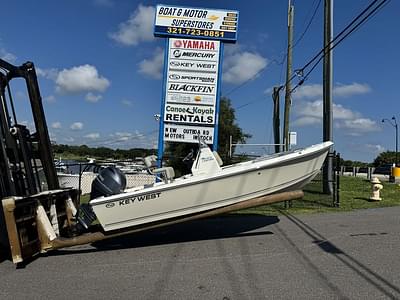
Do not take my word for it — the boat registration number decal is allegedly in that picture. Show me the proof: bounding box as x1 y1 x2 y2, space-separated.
116 192 162 206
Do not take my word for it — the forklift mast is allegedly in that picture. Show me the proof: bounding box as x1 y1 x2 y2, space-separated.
0 58 59 198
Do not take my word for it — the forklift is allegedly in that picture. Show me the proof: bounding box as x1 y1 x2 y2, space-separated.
0 58 302 266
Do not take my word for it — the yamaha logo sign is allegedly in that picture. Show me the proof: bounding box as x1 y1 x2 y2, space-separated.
174 40 182 48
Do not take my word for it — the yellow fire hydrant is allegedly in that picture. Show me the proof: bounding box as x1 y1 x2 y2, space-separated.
370 177 383 201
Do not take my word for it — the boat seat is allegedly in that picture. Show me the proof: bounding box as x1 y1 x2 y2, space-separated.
213 151 223 166
143 155 175 183
152 167 175 183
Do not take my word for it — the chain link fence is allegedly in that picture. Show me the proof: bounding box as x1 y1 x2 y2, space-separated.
56 161 155 196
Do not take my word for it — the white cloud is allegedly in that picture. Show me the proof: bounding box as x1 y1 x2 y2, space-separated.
56 65 110 94
365 144 385 153
44 95 56 103
64 137 75 143
85 92 102 103
36 67 59 81
337 118 380 135
292 84 322 100
70 122 83 130
292 82 371 100
113 132 132 141
51 122 62 129
138 47 164 79
109 4 155 46
295 100 360 120
334 83 371 97
223 51 268 84
84 133 100 139
0 48 17 63
121 99 133 106
293 99 378 135
292 116 321 127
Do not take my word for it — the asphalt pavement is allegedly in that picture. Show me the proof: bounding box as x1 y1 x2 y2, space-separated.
1 206 399 299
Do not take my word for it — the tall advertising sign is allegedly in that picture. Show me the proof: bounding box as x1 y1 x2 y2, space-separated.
164 38 220 144
154 4 238 42
154 4 238 164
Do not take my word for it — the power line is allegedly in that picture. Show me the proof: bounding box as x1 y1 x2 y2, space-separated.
292 0 322 49
290 0 390 93
235 0 390 112
224 0 323 98
230 0 390 114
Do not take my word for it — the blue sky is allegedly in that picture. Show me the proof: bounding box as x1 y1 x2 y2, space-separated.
0 0 398 162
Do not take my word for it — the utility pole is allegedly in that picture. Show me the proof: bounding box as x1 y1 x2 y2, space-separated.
283 0 294 152
272 86 283 153
323 0 333 194
283 1 294 209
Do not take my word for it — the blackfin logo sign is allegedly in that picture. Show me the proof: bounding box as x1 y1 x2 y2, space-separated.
168 83 215 94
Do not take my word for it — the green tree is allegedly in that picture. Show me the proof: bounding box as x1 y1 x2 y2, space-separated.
217 97 251 164
373 151 397 167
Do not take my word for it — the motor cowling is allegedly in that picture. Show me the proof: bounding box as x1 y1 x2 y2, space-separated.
90 166 126 200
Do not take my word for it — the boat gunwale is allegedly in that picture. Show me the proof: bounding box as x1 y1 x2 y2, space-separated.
90 142 331 207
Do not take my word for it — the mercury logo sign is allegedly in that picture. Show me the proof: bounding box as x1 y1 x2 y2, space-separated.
172 50 216 59
173 49 182 58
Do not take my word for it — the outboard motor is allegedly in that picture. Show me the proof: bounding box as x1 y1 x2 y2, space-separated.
77 167 127 230
90 166 127 200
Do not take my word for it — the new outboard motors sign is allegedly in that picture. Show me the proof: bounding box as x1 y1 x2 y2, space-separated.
154 4 238 158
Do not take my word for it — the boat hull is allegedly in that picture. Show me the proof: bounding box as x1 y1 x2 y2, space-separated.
90 142 332 231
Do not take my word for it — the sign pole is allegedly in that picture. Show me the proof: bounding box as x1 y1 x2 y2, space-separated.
212 42 224 151
157 38 170 167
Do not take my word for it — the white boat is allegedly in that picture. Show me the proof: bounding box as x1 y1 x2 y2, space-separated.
85 141 333 232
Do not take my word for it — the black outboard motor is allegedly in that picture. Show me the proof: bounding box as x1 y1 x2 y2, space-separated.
77 167 127 230
90 166 127 200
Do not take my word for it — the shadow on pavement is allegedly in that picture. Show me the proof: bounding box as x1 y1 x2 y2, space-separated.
47 214 279 256
95 214 278 250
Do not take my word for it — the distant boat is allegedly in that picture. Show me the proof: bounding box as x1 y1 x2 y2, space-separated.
56 157 154 194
